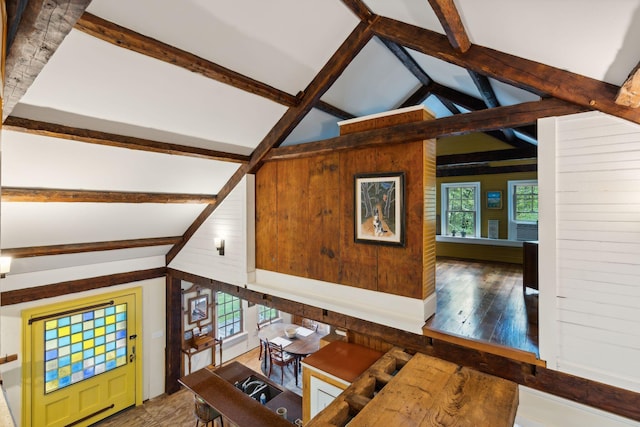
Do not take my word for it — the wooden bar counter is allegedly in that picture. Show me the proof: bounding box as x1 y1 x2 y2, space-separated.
179 362 301 426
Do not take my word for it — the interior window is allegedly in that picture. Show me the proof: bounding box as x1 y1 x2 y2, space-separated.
216 292 242 339
441 182 481 237
507 180 539 240
257 305 278 325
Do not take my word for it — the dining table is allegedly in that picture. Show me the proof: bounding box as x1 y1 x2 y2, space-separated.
258 323 326 369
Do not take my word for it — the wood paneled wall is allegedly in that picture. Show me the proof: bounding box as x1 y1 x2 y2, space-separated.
256 108 436 299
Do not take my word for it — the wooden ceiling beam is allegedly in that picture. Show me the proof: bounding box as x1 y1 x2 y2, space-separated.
399 85 432 108
315 101 355 120
74 13 351 121
3 237 181 258
437 147 537 166
1 188 216 204
2 0 92 121
166 21 376 263
75 13 297 107
373 17 640 124
264 98 582 161
3 116 249 163
616 62 640 108
437 163 536 177
340 0 376 23
426 0 471 52
467 70 517 142
379 38 432 86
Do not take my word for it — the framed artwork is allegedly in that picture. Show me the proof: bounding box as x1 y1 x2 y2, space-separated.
188 295 209 324
354 172 405 246
487 190 503 209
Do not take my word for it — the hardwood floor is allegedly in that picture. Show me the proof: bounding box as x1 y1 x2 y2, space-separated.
425 258 539 356
92 348 264 427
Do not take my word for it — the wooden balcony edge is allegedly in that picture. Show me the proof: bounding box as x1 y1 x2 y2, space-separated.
421 326 546 368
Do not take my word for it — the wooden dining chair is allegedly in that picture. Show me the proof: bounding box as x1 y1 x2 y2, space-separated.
266 341 298 386
301 318 318 332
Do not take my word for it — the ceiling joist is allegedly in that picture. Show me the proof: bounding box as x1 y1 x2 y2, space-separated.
426 0 471 52
2 0 92 121
264 98 581 161
3 116 249 163
372 17 640 124
616 62 640 108
3 237 181 258
1 187 216 204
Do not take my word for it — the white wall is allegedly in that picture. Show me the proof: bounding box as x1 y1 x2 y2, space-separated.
539 111 640 392
0 257 166 426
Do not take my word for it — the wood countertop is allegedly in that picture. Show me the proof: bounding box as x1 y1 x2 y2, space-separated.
179 362 301 426
301 341 384 383
306 347 518 427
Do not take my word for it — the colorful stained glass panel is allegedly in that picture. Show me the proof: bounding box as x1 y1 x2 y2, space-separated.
44 303 128 394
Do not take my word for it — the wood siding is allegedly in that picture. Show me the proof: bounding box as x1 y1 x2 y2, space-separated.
551 112 640 391
256 109 435 299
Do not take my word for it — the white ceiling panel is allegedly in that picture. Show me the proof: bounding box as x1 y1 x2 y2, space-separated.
1 130 239 194
19 30 287 148
86 0 360 94
456 0 640 85
282 108 341 146
1 203 205 248
322 37 420 116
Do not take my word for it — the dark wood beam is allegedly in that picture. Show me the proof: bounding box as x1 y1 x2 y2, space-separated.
167 268 640 422
264 98 583 161
5 0 29 51
340 0 375 22
372 16 640 124
315 101 355 120
2 237 181 258
166 21 376 263
468 70 517 142
3 116 250 163
429 83 538 140
0 268 166 306
437 163 537 177
3 0 92 121
437 147 537 166
616 62 640 108
379 38 432 86
74 13 351 121
399 85 432 108
1 187 216 204
75 13 297 107
426 0 471 52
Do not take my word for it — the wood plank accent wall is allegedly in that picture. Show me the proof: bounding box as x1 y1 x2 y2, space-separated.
256 107 436 299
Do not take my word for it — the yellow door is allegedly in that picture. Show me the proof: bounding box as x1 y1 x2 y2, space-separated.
22 289 142 427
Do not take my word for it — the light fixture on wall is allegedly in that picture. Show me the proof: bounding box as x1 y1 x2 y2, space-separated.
0 256 12 278
214 238 225 256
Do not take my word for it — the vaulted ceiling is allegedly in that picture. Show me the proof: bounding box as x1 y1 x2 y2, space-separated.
1 0 640 277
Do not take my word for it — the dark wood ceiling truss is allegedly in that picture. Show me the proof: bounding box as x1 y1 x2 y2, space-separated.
1 187 216 204
3 237 181 259
425 0 471 53
372 16 640 124
3 116 250 163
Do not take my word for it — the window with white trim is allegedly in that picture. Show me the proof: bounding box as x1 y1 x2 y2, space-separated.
441 182 481 237
257 305 278 325
216 292 242 339
507 180 538 240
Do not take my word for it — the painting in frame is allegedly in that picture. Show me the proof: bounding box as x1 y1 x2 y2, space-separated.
487 190 503 209
188 295 209 324
354 171 405 246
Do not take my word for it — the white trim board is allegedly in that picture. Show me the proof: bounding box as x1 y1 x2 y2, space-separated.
249 270 435 334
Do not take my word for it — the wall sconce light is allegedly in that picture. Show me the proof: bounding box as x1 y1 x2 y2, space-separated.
0 256 12 278
214 238 225 256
